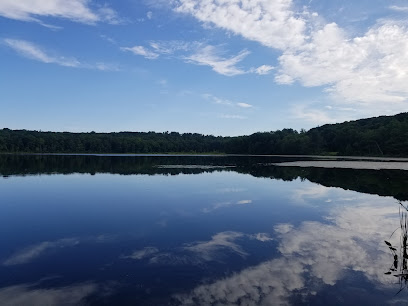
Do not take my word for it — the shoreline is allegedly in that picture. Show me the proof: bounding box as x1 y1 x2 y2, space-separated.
1 152 408 162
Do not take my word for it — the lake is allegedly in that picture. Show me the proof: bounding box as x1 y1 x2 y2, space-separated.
1 154 408 305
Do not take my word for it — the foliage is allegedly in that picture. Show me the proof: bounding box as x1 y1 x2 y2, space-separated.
1 112 408 156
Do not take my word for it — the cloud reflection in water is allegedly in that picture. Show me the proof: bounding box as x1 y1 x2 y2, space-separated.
175 194 405 305
0 282 97 306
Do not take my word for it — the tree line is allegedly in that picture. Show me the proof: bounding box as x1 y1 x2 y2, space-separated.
1 112 407 156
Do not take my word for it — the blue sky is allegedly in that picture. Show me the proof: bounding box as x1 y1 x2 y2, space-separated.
1 0 408 136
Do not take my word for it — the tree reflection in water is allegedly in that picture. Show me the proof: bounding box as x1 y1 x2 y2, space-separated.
385 201 408 294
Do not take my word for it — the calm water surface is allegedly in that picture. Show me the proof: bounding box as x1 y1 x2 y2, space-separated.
1 154 408 305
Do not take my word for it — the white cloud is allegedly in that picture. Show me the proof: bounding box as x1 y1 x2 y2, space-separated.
97 4 122 25
4 39 80 67
185 45 250 76
147 11 153 19
291 104 337 125
389 6 408 12
174 0 307 50
121 45 159 59
121 40 199 60
251 64 275 75
204 94 254 108
4 39 118 71
0 0 120 24
277 22 408 108
0 283 97 306
236 199 252 204
237 102 253 108
174 0 408 117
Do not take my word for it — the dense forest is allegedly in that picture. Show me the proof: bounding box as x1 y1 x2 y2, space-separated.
1 112 408 156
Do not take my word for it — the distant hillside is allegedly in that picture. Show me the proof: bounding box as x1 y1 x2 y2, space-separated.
1 112 407 156
307 112 408 156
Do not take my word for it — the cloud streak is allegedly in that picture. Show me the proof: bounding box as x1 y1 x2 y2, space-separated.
0 282 98 306
123 231 272 265
121 45 159 59
185 46 250 76
3 238 79 266
122 40 271 77
0 0 121 25
4 39 80 67
202 199 253 213
3 235 113 266
4 39 118 71
204 94 254 108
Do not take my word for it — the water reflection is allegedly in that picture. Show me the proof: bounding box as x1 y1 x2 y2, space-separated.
1 154 407 201
202 200 253 213
3 235 113 266
122 231 273 266
384 202 408 295
174 196 406 305
0 282 98 306
1 154 408 304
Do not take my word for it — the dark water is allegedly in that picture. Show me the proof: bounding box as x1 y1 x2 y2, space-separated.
1 154 408 305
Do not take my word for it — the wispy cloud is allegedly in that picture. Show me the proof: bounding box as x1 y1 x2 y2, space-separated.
185 46 249 76
121 45 159 59
389 6 408 12
250 64 275 75
204 94 254 108
120 40 198 60
183 231 247 260
291 104 336 125
0 0 121 25
123 231 272 265
4 39 118 71
202 199 253 213
121 40 271 77
3 39 80 67
0 283 98 306
3 238 79 266
237 102 253 108
149 40 196 55
122 247 159 260
3 235 112 266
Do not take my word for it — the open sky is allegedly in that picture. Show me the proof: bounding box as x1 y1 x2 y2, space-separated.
1 0 408 136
